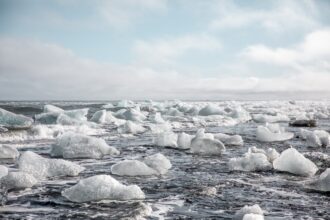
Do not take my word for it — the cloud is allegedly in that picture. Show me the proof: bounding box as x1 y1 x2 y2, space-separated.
132 34 222 65
209 0 320 32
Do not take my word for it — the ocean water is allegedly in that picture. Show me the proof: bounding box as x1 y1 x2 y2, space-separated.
0 100 329 219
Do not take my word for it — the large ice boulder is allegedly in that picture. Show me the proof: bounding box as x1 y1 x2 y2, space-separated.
199 104 223 116
35 107 89 125
273 148 318 177
0 165 8 178
307 168 330 192
177 132 194 149
19 151 84 179
149 112 165 124
300 129 329 147
117 121 146 134
0 172 38 190
90 110 107 123
121 108 146 122
0 144 19 159
228 148 272 172
214 133 243 146
256 123 293 142
234 204 264 220
62 175 145 202
153 132 178 148
51 132 119 159
0 108 33 129
190 129 225 155
43 104 64 113
111 153 171 176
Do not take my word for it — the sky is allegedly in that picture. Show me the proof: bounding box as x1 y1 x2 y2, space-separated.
0 0 330 100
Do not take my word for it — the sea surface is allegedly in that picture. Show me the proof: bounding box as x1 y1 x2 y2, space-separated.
0 100 329 219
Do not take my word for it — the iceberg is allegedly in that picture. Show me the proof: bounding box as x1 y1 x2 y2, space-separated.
190 129 225 155
51 132 119 159
90 110 107 124
0 165 8 178
256 123 294 142
62 175 145 202
153 132 178 148
273 148 318 177
117 121 146 134
0 172 38 190
177 132 194 149
0 108 33 129
234 204 264 220
35 107 89 125
0 144 19 159
19 151 85 179
214 133 244 146
307 168 330 192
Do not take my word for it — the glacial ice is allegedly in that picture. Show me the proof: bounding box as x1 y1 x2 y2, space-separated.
90 110 107 123
62 175 145 202
149 112 165 124
51 132 119 159
214 133 243 146
0 172 38 190
117 121 146 134
153 132 178 148
234 204 264 220
35 107 89 125
253 113 290 123
300 129 329 147
273 148 318 177
0 144 19 159
0 165 8 178
190 129 225 155
0 108 33 129
144 153 172 175
242 214 264 220
111 160 157 176
19 151 85 179
43 104 64 113
256 123 294 142
198 104 223 116
177 132 194 149
307 168 330 192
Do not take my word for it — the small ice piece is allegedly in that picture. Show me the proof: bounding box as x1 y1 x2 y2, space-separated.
0 172 38 190
150 112 165 124
253 113 290 123
117 121 146 134
234 204 264 220
307 168 330 192
214 133 243 146
198 104 223 116
191 130 225 155
144 153 172 175
51 132 119 159
177 132 194 149
0 108 33 129
43 104 64 113
0 165 8 178
256 123 293 142
300 129 329 147
62 175 145 202
228 106 251 123
228 149 272 172
0 144 19 159
266 148 280 163
35 107 89 124
242 214 264 220
111 160 157 176
165 108 184 117
273 148 318 177
153 132 178 148
19 151 85 179
90 110 107 123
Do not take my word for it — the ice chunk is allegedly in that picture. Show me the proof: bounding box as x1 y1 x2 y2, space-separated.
144 153 172 175
266 148 280 163
177 132 194 149
273 148 318 177
121 108 146 122
111 160 157 176
153 132 178 148
165 108 184 117
253 114 290 123
256 123 293 142
150 112 165 124
43 104 64 113
228 150 272 172
191 134 225 155
148 122 172 134
19 151 84 179
90 110 107 123
0 144 19 159
0 165 8 178
62 175 145 202
199 104 223 116
35 108 89 125
0 172 38 190
234 204 264 220
228 106 251 123
243 214 264 220
51 132 119 159
300 129 329 147
116 100 134 108
0 108 33 129
307 168 330 192
214 133 243 146
118 121 146 134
